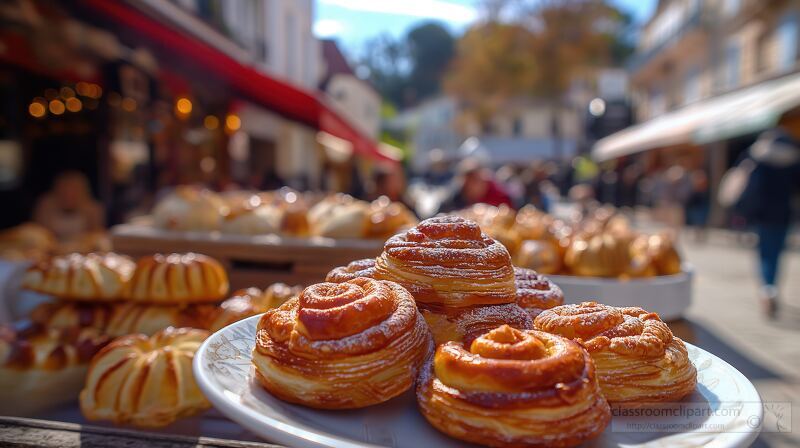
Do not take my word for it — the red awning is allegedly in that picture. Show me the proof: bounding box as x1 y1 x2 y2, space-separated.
80 0 395 163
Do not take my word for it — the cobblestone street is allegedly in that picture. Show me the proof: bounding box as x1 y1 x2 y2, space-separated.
675 234 800 448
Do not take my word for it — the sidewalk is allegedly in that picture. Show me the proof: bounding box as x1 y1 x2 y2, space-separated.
676 237 800 448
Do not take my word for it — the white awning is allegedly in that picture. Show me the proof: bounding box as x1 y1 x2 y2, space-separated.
592 71 800 161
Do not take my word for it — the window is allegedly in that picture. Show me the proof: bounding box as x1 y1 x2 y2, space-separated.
777 13 799 71
684 66 701 104
723 41 740 89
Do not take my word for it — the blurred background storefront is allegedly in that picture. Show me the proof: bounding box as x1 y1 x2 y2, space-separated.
594 0 800 227
0 0 393 228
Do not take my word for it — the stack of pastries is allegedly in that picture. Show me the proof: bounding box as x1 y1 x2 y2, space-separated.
456 204 683 278
14 250 301 426
252 215 697 447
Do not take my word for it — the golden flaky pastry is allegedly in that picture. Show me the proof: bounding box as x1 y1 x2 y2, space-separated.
514 267 564 318
373 216 530 344
80 327 210 427
152 186 225 231
253 278 433 409
124 253 229 304
0 325 110 415
22 253 135 301
207 284 301 332
417 325 610 447
325 258 377 283
534 302 697 407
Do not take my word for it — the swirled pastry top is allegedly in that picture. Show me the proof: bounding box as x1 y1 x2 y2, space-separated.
534 301 675 357
124 253 229 303
374 216 516 308
432 325 592 395
256 277 425 357
325 258 376 283
22 253 135 300
80 327 210 428
514 267 564 317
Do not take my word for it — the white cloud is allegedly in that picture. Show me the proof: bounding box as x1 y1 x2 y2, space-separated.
319 0 477 24
313 18 345 37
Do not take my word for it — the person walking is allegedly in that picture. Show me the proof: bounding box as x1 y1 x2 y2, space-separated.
720 128 800 318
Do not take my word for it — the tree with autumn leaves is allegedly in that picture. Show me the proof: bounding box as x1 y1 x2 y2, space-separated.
446 0 633 128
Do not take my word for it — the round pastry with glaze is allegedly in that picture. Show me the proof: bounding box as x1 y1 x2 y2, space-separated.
22 253 135 301
534 302 697 407
253 277 433 409
514 267 564 318
124 253 229 303
80 327 210 427
417 325 611 447
325 258 377 283
221 204 283 235
374 216 516 309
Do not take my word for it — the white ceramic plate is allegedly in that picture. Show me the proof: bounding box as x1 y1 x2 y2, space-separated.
194 315 762 448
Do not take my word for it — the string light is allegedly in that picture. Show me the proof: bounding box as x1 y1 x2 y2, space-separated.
60 87 75 98
176 97 192 116
121 97 137 112
204 115 219 130
28 102 46 118
225 114 241 132
49 99 65 115
65 97 82 112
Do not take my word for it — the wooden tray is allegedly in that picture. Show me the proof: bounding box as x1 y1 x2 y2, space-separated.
110 224 384 289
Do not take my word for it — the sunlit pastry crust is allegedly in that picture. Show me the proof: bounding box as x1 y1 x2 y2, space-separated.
514 267 564 318
80 327 210 427
22 253 135 301
253 277 433 409
325 258 377 283
207 284 301 332
421 302 532 346
374 216 516 308
534 302 697 407
124 253 229 304
417 325 610 447
0 325 110 416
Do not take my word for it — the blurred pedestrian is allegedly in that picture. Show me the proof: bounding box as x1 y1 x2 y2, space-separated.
719 128 800 318
685 169 710 241
372 166 407 203
33 170 105 241
440 158 512 212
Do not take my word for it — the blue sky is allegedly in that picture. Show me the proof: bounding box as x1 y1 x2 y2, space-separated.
314 0 657 58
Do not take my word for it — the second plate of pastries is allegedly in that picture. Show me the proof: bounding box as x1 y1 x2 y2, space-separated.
194 217 762 448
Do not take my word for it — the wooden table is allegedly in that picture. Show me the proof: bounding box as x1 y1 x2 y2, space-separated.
0 416 283 448
111 224 384 289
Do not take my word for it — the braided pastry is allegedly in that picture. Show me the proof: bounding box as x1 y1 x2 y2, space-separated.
534 302 696 407
417 325 610 447
253 277 433 409
22 253 135 301
80 327 210 427
514 267 564 318
124 253 229 304
325 258 377 283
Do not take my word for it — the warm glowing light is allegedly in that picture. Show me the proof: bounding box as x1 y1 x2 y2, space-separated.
204 115 219 130
92 85 103 98
225 114 241 132
76 82 90 96
176 97 192 116
49 99 65 115
65 97 82 112
60 87 75 98
589 98 606 117
121 97 137 112
28 102 46 118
